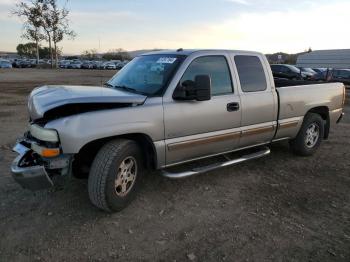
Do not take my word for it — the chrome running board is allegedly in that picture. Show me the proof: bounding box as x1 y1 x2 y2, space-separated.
161 147 270 179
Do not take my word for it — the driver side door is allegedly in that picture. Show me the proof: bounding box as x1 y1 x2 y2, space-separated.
163 55 242 166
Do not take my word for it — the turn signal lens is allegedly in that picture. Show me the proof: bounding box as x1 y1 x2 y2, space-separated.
41 148 60 158
31 143 60 158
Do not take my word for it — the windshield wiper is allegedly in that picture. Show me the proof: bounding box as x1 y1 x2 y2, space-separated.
114 85 137 93
104 82 114 88
114 85 147 96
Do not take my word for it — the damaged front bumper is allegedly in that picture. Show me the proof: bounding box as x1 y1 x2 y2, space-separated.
11 141 72 191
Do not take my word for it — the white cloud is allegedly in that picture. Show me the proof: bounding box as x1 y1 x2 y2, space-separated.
0 0 22 22
2 0 349 54
225 0 250 5
0 0 16 4
70 10 141 25
159 1 350 53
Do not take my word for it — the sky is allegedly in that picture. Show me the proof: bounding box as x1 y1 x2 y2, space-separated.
0 0 349 55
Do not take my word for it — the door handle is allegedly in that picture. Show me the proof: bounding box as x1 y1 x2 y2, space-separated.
227 102 240 112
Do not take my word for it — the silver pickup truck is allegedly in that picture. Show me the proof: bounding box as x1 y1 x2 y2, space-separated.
11 49 345 212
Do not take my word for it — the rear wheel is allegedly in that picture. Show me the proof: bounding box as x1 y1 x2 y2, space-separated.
289 113 324 156
88 139 144 212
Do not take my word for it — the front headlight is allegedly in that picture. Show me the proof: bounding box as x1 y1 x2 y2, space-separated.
29 124 59 142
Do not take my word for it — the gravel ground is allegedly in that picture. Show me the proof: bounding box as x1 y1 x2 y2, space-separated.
0 69 349 262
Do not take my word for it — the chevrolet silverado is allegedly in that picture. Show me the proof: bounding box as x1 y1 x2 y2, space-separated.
11 49 346 212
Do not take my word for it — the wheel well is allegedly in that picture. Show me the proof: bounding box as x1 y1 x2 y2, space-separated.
72 133 157 178
307 106 330 139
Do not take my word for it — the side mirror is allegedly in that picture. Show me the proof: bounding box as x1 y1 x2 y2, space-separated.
173 75 211 101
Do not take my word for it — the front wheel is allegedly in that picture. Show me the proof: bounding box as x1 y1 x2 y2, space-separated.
88 139 144 212
289 113 324 156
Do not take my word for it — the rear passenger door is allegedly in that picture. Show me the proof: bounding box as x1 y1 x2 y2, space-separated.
232 55 277 148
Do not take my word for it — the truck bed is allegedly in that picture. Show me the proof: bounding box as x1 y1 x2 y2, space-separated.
274 82 344 140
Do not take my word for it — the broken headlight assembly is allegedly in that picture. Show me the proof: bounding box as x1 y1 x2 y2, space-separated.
29 124 59 143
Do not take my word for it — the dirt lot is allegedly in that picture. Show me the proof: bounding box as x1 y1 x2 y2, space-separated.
0 69 349 262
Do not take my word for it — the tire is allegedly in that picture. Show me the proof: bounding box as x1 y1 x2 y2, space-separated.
88 139 144 212
289 113 324 156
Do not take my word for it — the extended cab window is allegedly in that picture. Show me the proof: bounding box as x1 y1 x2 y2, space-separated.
235 55 267 92
180 56 233 95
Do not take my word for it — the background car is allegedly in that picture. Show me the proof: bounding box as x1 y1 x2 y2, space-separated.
312 68 329 81
0 60 12 68
329 69 350 85
81 61 94 69
59 60 71 69
19 60 32 68
92 61 103 69
102 61 117 70
298 67 318 80
114 61 124 69
67 61 82 69
29 59 37 68
12 59 21 68
270 64 304 80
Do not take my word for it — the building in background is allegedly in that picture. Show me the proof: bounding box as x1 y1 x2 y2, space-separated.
297 49 350 69
0 52 20 60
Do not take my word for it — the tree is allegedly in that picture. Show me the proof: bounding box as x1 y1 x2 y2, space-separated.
81 49 98 60
14 0 76 69
16 42 60 59
48 0 76 68
12 0 45 64
39 46 61 59
102 48 131 61
16 42 37 58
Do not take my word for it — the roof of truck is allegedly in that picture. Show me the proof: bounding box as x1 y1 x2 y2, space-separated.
142 49 263 56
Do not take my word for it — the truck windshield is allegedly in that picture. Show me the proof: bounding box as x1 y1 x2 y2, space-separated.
107 54 185 96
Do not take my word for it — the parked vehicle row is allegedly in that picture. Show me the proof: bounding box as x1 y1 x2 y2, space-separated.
0 58 130 70
271 64 350 86
10 59 53 68
59 60 129 70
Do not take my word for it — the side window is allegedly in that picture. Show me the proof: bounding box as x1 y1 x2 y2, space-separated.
280 66 288 73
180 56 233 95
274 65 282 72
234 55 267 92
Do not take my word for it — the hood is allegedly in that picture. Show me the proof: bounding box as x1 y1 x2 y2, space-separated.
28 85 147 121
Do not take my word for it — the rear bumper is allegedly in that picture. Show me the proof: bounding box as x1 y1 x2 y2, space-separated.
11 142 72 191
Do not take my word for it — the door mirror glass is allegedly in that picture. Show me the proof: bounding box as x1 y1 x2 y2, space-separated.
194 75 211 101
173 75 211 101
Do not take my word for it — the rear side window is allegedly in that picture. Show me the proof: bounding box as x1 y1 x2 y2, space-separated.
181 56 233 95
235 55 267 92
280 66 289 73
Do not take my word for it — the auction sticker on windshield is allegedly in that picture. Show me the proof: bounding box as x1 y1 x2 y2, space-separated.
156 57 177 64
